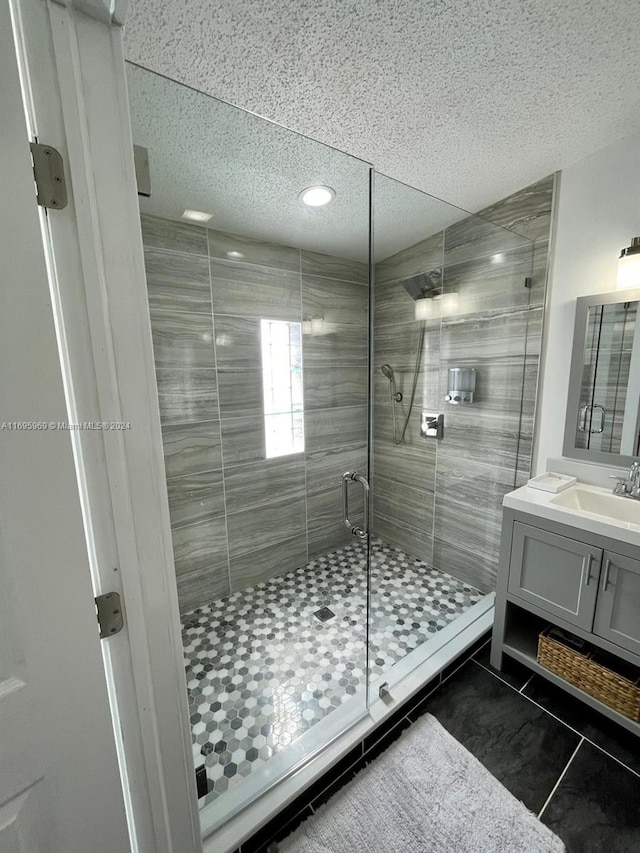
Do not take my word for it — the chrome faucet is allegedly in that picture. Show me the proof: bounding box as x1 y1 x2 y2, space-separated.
611 461 640 499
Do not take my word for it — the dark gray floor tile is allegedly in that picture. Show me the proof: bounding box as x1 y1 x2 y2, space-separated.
523 675 640 775
541 741 640 853
427 661 580 813
473 642 532 690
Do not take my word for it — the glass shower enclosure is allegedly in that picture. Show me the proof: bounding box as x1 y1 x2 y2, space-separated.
126 62 537 839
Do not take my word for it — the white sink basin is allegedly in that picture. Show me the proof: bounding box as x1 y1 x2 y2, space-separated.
550 484 640 526
503 481 640 546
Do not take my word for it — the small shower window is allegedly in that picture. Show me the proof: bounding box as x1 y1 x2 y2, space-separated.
260 319 304 458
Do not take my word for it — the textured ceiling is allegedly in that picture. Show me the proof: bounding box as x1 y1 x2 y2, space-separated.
127 64 469 260
124 0 640 216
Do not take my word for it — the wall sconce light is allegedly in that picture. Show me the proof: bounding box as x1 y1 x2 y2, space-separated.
617 236 640 290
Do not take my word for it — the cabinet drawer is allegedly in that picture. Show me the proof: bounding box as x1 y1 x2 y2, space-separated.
594 550 640 657
508 522 602 630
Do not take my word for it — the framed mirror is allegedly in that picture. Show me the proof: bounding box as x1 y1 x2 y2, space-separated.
564 289 640 465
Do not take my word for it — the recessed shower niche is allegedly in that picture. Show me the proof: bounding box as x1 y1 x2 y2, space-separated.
126 60 553 839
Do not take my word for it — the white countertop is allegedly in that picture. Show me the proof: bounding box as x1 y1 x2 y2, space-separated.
503 482 640 547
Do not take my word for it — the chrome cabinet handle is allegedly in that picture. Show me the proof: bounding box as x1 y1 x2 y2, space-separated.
342 471 369 540
602 558 612 592
584 554 594 586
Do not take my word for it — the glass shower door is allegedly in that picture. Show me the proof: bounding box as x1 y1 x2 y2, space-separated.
368 172 536 693
126 62 375 833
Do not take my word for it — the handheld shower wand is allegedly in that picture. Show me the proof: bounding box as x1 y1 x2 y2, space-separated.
381 364 402 403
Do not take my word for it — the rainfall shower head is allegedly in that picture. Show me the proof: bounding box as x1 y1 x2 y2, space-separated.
401 270 442 301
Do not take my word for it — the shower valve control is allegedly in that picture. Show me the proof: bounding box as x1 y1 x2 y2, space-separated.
421 412 443 439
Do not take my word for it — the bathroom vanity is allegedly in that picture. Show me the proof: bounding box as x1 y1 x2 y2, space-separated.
491 481 640 735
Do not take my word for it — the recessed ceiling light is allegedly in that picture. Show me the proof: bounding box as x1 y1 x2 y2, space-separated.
299 186 336 207
182 209 213 223
226 250 245 259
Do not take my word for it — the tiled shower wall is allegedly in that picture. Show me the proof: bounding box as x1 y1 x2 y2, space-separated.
373 175 555 593
142 214 367 613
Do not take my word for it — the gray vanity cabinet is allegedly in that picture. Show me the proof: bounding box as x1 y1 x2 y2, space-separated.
493 506 640 735
508 522 602 630
593 551 640 657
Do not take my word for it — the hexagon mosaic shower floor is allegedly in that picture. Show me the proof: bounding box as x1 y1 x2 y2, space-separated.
181 539 483 807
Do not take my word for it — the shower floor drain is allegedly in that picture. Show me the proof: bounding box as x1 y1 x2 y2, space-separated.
313 606 335 623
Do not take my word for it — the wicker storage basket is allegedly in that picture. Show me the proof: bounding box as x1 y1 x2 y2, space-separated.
537 627 640 722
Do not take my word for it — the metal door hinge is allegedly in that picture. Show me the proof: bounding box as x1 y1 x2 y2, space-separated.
96 592 124 639
524 276 533 289
30 142 67 210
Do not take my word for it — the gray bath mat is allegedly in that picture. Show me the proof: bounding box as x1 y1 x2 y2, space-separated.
279 713 565 853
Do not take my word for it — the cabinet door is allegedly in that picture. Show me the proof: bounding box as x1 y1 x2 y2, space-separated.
508 522 602 629
593 551 640 657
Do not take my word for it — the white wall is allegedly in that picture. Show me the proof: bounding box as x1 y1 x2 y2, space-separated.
533 131 640 475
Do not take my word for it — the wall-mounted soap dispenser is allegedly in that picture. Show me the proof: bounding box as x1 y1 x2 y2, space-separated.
446 368 476 404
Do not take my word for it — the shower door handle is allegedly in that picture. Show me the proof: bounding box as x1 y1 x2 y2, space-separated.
342 471 369 540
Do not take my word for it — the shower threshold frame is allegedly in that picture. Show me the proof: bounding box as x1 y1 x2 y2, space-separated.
203 593 494 852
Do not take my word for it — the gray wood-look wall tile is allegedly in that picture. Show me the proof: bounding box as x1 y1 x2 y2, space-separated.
217 368 263 419
208 228 301 272
432 455 512 587
301 251 367 283
442 244 535 319
374 281 424 327
145 248 212 314
374 211 436 287
474 175 555 242
161 420 222 479
376 231 444 286
149 309 215 368
210 258 301 321
371 513 432 564
374 320 439 361
307 485 363 534
438 414 521 475
530 239 551 309
304 364 368 410
372 439 436 492
224 456 305 513
525 307 544 358
302 275 368 326
156 368 219 425
305 445 368 495
305 405 368 454
171 514 229 575
166 470 225 527
443 215 529 267
176 564 230 614
440 309 529 363
302 324 368 366
221 415 266 467
229 534 308 592
431 536 496 593
372 475 434 530
307 525 354 562
227 494 307 558
141 214 208 256
213 315 261 370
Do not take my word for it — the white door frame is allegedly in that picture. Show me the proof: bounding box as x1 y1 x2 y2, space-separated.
10 1 201 851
